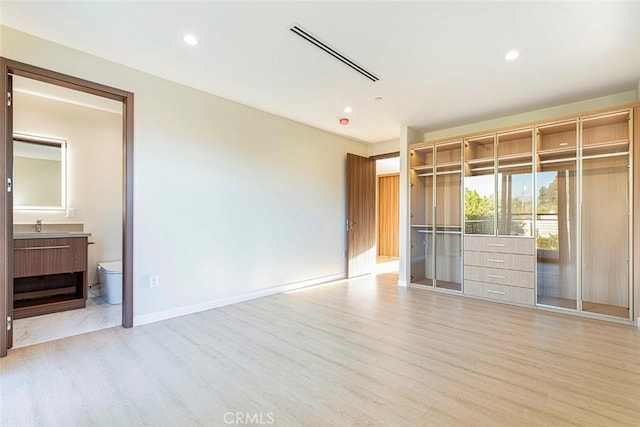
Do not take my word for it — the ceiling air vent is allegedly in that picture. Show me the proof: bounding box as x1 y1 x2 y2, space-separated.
289 25 379 82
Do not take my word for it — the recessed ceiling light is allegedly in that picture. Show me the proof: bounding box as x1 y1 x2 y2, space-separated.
344 106 353 113
374 97 383 102
505 50 520 61
182 34 199 46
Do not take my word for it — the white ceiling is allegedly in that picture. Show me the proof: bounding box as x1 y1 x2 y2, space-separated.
1 1 639 144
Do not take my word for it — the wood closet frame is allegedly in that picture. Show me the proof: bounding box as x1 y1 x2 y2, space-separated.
408 103 640 325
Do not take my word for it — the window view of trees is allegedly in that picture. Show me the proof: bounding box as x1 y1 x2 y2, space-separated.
536 174 559 250
537 176 558 214
464 188 494 234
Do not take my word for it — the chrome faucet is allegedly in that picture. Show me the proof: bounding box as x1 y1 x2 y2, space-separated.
36 219 43 233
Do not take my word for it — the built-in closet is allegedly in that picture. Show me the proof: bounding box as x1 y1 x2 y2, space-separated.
535 111 632 318
410 140 463 291
408 105 635 323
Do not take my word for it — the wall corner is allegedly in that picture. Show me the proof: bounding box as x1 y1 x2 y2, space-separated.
398 126 422 287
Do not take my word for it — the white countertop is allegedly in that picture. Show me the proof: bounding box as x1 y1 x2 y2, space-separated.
14 232 92 239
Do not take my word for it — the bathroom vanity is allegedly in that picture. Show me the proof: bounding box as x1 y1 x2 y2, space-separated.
13 233 91 319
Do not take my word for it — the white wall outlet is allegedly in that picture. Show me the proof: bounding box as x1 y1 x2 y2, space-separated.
149 275 159 288
66 208 75 218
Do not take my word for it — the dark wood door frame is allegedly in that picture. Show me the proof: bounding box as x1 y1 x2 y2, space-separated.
1 58 134 357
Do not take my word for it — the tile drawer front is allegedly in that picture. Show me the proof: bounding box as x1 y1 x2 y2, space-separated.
464 265 534 288
463 251 535 272
463 236 534 255
464 280 534 305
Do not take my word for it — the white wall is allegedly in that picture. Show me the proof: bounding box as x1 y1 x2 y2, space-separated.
1 25 368 323
13 91 123 285
376 158 399 175
369 139 399 157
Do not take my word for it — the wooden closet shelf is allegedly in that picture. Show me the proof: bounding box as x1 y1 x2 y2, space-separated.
412 145 434 152
582 139 629 151
498 152 532 162
436 161 462 169
498 162 532 170
537 146 576 158
436 140 462 150
466 157 494 165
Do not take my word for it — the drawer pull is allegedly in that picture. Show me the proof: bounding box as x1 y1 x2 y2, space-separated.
487 274 506 279
487 259 505 263
487 243 506 247
487 289 507 295
14 245 71 251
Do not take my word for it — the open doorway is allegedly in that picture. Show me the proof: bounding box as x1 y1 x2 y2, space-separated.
375 156 399 274
1 58 134 357
10 76 123 348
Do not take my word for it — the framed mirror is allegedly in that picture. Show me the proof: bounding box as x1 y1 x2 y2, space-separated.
13 134 67 210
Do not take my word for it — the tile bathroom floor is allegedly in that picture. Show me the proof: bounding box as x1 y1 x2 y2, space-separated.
12 296 122 348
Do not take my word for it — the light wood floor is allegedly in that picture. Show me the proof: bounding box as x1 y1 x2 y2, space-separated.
538 295 630 319
2 273 640 426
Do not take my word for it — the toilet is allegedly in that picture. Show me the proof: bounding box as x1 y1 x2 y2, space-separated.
97 261 122 305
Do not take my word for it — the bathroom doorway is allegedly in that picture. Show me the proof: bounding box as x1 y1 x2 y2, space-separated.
0 59 134 357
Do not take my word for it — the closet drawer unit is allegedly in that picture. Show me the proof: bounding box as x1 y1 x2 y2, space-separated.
463 236 534 255
464 280 534 305
463 251 535 272
464 265 534 288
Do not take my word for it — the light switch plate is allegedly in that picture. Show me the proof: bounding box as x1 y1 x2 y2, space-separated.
66 208 75 218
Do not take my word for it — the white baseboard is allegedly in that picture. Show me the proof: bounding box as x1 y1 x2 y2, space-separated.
397 279 408 287
133 272 345 326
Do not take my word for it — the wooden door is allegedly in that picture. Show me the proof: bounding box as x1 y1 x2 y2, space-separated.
1 61 13 356
378 174 399 257
346 153 375 278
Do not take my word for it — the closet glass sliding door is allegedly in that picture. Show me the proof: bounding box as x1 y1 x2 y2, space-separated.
535 111 632 320
580 111 631 319
497 129 533 237
435 141 462 291
409 146 434 286
464 135 495 235
535 121 579 310
409 140 462 291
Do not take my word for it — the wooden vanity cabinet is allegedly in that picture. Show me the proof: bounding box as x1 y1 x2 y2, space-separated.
13 236 88 319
